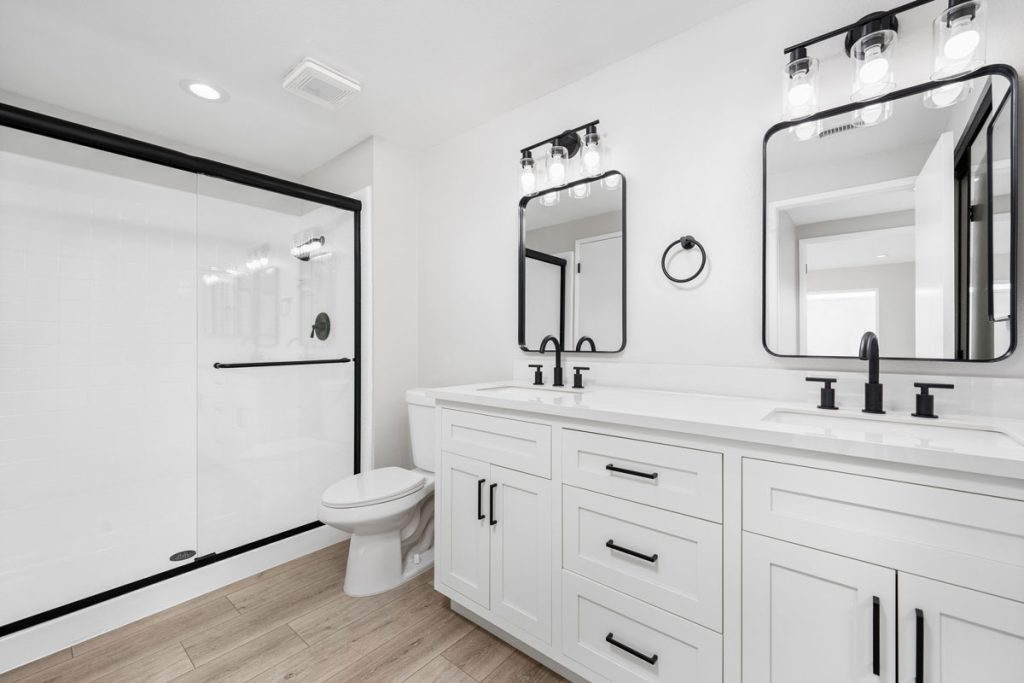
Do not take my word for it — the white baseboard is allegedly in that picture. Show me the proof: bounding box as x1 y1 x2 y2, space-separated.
0 525 349 674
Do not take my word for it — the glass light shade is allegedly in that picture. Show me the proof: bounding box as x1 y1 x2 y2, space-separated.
852 100 893 127
792 119 821 142
782 56 820 121
548 146 568 186
540 190 560 206
932 1 986 80
519 155 537 194
581 132 602 176
849 29 898 101
601 172 620 190
923 79 972 109
569 182 591 200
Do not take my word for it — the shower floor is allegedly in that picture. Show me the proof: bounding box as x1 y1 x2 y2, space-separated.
0 541 567 682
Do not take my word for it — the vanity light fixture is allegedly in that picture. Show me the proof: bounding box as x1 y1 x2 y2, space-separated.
780 1 994 124
518 119 601 195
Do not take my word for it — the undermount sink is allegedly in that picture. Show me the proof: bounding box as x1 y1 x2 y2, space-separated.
762 408 1024 452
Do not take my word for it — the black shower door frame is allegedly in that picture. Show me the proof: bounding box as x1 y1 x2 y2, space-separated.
0 102 363 637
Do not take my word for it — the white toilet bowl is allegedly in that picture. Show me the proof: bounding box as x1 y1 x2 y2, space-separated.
318 388 437 597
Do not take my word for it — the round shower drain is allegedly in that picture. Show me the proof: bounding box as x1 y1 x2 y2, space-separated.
169 550 197 562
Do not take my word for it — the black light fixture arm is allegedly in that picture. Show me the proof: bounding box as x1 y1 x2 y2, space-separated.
783 0 936 55
519 119 600 157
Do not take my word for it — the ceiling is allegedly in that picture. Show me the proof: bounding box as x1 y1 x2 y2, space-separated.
0 0 746 177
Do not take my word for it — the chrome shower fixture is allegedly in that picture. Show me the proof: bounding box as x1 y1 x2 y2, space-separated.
291 235 325 261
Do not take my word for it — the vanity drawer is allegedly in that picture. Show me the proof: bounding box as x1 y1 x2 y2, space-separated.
563 486 722 631
743 458 1024 602
440 409 551 478
562 571 722 683
562 429 721 522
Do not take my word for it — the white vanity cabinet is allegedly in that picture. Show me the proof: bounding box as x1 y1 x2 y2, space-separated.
432 389 1024 683
437 411 553 645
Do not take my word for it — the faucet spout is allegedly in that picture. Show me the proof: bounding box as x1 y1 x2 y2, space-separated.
858 331 880 384
539 335 564 387
858 331 884 414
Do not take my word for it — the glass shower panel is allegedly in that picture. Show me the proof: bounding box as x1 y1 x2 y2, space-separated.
0 128 198 625
196 177 355 553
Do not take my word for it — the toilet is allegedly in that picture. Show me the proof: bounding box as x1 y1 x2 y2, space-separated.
318 388 436 597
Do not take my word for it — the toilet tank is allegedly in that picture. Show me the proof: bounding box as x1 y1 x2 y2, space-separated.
406 388 437 472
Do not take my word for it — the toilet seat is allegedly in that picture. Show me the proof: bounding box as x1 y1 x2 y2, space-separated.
321 467 425 509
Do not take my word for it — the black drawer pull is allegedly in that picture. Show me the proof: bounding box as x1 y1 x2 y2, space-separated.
606 539 658 563
605 463 658 480
476 479 485 520
605 633 658 665
872 595 880 676
915 608 924 683
489 483 498 526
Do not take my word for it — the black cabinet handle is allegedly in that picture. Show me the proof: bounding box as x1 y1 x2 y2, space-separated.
606 463 658 480
605 633 658 665
915 608 924 683
489 483 497 526
476 479 485 520
606 539 658 563
872 596 880 676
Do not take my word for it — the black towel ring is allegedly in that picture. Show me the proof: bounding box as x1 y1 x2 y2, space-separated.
661 235 706 283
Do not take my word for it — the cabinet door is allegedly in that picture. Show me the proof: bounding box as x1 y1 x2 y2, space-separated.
438 451 491 608
743 533 896 683
489 464 552 644
899 573 1024 683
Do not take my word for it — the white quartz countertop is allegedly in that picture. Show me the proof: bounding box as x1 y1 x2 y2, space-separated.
429 382 1024 482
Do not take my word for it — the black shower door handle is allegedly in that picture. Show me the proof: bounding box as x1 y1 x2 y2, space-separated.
489 483 497 526
605 633 658 665
476 479 485 520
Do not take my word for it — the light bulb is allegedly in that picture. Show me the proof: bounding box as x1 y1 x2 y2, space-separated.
602 174 621 190
944 21 980 60
583 149 600 174
520 168 536 194
788 80 813 107
540 190 559 206
859 46 890 84
570 183 590 199
860 104 883 125
548 146 568 186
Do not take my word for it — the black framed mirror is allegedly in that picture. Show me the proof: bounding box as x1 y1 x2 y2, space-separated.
519 170 626 353
763 65 1017 361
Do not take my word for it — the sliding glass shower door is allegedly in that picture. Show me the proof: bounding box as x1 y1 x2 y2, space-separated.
196 177 355 552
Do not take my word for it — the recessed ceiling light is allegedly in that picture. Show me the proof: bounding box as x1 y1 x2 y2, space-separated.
876 254 888 259
180 80 228 102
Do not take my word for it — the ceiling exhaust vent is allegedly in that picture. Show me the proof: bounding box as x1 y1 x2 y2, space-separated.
282 58 360 108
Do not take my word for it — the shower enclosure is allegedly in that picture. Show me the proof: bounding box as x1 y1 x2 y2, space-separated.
0 104 361 636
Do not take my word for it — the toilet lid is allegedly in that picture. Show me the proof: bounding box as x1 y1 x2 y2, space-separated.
321 467 426 509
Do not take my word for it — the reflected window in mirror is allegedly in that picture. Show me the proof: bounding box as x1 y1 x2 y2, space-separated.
763 67 1017 361
519 171 625 353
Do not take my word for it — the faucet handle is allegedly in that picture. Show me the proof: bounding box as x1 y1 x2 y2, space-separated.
912 382 954 419
572 366 590 390
806 377 838 410
528 364 544 386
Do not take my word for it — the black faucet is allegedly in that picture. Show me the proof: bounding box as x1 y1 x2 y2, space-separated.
540 335 564 387
858 331 885 414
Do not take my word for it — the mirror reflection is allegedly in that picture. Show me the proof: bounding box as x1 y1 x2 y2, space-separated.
765 71 1016 360
520 171 625 352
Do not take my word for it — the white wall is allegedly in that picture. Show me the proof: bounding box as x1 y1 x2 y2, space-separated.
418 0 1024 388
304 137 421 470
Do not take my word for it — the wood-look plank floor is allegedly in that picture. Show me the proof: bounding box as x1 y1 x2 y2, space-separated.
0 541 569 683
